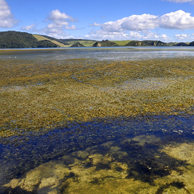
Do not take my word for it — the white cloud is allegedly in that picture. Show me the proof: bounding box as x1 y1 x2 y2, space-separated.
94 10 194 34
159 10 194 29
85 29 170 41
21 24 36 31
128 31 142 39
100 14 158 32
43 9 76 37
86 10 194 40
165 0 194 3
89 22 101 27
142 31 169 41
85 30 133 40
85 31 124 40
121 14 158 31
65 25 76 30
0 0 18 28
86 26 171 41
175 33 190 40
48 9 73 21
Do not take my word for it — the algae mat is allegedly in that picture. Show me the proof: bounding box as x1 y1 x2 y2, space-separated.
1 56 194 193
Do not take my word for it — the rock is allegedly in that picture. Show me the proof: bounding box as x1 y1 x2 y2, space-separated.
20 169 41 191
76 151 89 160
3 178 20 188
39 177 58 189
62 155 75 165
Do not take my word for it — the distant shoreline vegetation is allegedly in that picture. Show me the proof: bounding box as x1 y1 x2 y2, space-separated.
0 31 194 48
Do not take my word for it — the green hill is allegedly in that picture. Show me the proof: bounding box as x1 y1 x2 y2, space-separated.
93 40 119 47
42 36 96 47
189 41 194 46
125 40 167 46
0 31 58 48
175 42 188 46
112 40 132 46
0 31 96 48
70 42 85 47
33 34 67 47
1 31 194 48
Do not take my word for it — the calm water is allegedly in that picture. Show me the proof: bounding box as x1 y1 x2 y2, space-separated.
1 115 194 193
0 46 194 61
1 48 194 193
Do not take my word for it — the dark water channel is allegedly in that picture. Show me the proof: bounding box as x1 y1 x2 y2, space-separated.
1 114 194 192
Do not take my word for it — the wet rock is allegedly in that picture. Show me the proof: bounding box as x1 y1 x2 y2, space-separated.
72 151 89 160
62 155 75 165
39 177 58 189
20 170 41 191
4 178 20 189
132 135 161 146
88 154 103 165
101 141 114 149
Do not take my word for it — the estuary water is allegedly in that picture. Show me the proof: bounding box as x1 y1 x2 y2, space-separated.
1 47 194 194
1 46 194 61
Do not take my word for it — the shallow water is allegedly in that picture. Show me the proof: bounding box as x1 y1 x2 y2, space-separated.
1 47 194 61
1 115 194 193
1 48 194 193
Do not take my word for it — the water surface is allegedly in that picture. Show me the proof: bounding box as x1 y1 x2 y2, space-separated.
1 48 194 193
1 46 194 61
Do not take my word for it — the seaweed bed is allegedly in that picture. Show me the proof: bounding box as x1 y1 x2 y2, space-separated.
1 52 194 193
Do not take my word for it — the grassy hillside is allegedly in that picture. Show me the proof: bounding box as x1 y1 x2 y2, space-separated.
125 40 167 46
112 40 132 46
1 31 194 48
93 40 119 47
33 34 68 47
70 40 96 47
0 31 58 48
59 40 96 47
70 42 85 47
42 35 96 47
0 31 37 48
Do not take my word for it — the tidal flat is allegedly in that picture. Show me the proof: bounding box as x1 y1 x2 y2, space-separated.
1 50 194 193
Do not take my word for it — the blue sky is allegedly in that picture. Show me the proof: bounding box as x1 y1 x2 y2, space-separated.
1 0 194 42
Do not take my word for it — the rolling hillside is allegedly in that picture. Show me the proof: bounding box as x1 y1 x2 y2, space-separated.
0 31 58 48
33 34 67 47
0 31 194 48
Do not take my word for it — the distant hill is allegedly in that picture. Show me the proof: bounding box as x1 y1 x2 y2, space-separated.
125 40 167 46
42 35 96 47
175 42 188 46
93 40 119 47
70 42 85 47
33 34 67 47
0 31 58 48
189 41 194 46
1 31 194 48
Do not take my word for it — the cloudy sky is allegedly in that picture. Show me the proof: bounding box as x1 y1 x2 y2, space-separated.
1 0 194 42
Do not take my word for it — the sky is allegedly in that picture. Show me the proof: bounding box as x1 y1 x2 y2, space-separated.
1 0 194 42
